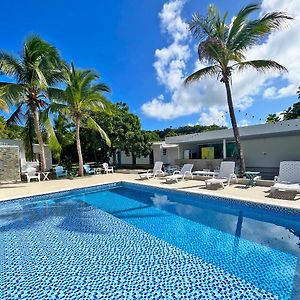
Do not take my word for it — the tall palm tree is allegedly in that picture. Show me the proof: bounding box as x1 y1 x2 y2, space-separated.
49 64 111 176
185 4 291 175
0 35 64 171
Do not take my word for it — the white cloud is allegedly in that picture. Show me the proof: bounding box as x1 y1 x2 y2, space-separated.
238 119 250 127
141 0 300 124
198 107 228 127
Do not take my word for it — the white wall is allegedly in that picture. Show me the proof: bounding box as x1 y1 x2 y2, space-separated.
178 143 200 159
0 139 53 171
161 147 179 165
242 135 300 168
136 156 150 165
153 145 162 163
33 144 52 171
0 139 25 160
120 151 132 165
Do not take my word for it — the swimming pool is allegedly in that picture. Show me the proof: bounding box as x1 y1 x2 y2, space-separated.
0 182 299 299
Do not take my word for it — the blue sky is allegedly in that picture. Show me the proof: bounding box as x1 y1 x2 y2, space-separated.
0 0 299 130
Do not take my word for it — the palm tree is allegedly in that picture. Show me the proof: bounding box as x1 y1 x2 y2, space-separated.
266 113 281 123
0 35 64 171
185 4 291 175
49 64 111 176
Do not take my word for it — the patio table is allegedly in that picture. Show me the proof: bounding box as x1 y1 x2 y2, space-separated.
165 165 179 175
193 170 219 177
41 172 50 181
245 171 260 186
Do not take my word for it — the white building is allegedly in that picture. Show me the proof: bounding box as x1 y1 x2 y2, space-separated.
0 139 52 171
153 119 300 179
108 119 300 179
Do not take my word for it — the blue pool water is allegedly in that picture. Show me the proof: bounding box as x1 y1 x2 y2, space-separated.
0 182 299 299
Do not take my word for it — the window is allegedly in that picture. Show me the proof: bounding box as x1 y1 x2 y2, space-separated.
162 149 167 156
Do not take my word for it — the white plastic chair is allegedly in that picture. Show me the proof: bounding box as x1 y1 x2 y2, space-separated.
102 163 114 174
205 161 236 189
139 161 163 179
55 166 68 178
25 167 41 183
83 164 96 175
165 164 194 183
271 161 300 194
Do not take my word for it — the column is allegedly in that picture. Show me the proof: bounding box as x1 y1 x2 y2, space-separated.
223 139 227 159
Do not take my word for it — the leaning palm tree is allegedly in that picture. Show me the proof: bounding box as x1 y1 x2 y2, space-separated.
185 4 292 175
0 35 64 171
49 64 111 176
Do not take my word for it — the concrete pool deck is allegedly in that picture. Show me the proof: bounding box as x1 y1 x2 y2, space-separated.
0 173 299 210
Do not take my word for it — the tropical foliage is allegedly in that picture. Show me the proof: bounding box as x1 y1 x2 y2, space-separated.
0 116 22 139
266 113 281 123
0 35 64 171
89 102 157 165
48 64 111 176
154 124 225 140
284 101 300 120
185 3 291 175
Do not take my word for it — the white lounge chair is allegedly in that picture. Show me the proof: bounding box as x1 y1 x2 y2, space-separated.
139 161 164 179
83 164 96 175
270 161 300 195
55 166 68 178
102 163 114 174
205 161 236 189
165 164 194 183
25 167 41 183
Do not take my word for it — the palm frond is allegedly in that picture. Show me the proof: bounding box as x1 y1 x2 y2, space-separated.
0 98 9 112
185 65 220 84
86 117 111 147
47 87 65 101
227 4 260 44
91 83 111 93
0 82 25 105
0 51 23 79
231 12 292 52
42 115 62 158
234 60 288 73
6 102 25 125
190 8 214 38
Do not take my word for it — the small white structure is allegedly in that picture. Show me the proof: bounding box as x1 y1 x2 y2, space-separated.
0 139 52 171
152 142 179 166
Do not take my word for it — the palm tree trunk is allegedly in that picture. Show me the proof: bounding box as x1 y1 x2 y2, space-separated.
76 118 84 176
223 76 246 176
32 108 47 172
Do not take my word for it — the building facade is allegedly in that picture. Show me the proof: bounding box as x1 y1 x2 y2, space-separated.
153 119 300 179
0 139 52 172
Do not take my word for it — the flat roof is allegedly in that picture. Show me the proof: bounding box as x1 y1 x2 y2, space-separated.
165 119 300 144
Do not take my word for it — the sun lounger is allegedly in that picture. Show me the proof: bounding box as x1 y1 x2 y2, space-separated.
139 161 164 179
165 164 193 183
205 161 236 189
270 161 300 195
